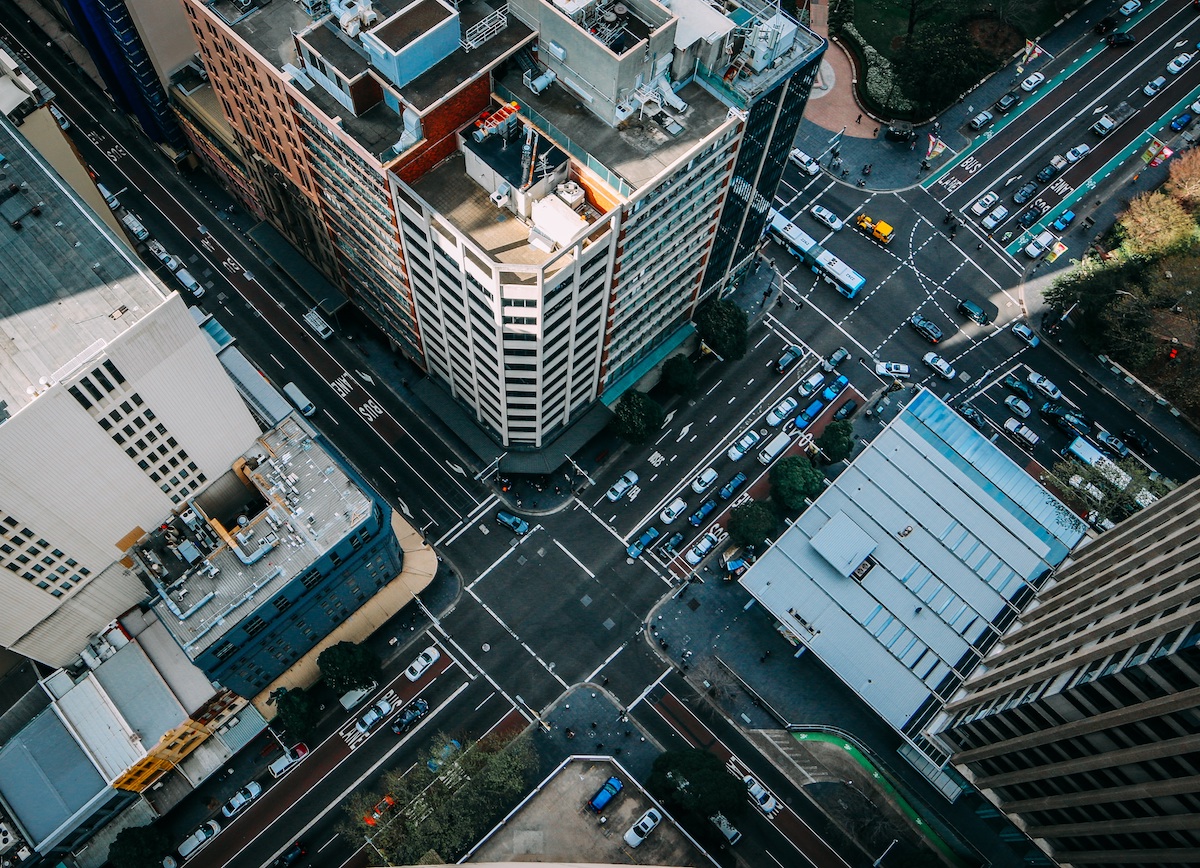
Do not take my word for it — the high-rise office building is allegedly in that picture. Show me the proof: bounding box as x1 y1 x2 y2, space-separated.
178 0 824 448
934 478 1200 868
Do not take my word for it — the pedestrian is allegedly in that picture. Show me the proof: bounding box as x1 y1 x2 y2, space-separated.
768 258 775 269
765 649 771 658
759 654 766 663
841 168 849 178
856 113 862 124
872 127 879 136
910 140 917 151
857 178 865 187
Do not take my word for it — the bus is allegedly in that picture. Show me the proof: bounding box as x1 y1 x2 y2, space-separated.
1062 437 1131 491
766 209 867 299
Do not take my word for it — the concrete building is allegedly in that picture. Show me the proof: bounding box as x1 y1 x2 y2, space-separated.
739 390 1087 792
177 0 824 453
934 478 1200 868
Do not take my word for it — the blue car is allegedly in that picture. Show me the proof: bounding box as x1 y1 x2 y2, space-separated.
718 472 747 500
627 526 659 558
795 398 825 430
820 375 849 402
1051 210 1075 232
496 511 529 534
688 499 717 527
1171 111 1194 131
427 738 462 771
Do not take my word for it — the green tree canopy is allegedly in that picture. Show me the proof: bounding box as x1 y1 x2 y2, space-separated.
727 500 777 547
1049 458 1172 527
108 824 171 868
611 391 665 444
816 419 855 463
770 455 825 510
1117 191 1196 258
318 641 382 693
893 25 995 115
647 749 745 819
694 298 749 361
274 687 322 738
660 354 699 397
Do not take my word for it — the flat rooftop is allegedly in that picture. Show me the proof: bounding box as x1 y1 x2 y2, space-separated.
140 417 374 656
0 118 167 418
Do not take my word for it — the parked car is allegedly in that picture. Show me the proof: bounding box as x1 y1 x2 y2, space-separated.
1005 395 1032 418
391 698 430 734
1013 181 1038 204
627 526 660 558
405 645 441 681
810 204 843 231
1002 374 1036 402
660 497 688 524
775 345 804 373
691 467 719 493
798 371 826 398
356 699 394 733
222 782 263 818
268 743 310 778
1036 155 1068 183
427 738 462 771
686 532 719 565
1020 72 1045 92
1095 430 1130 458
982 204 1010 230
743 775 778 813
909 313 943 343
719 472 748 500
688 500 717 527
833 399 858 420
767 396 798 426
1144 76 1166 97
1011 321 1040 347
1107 31 1136 46
1052 210 1076 232
587 776 623 812
606 470 638 501
1171 112 1194 131
821 375 850 402
1027 371 1062 400
177 821 221 860
823 346 851 371
968 110 994 130
662 531 685 554
995 91 1023 114
496 511 529 534
1168 52 1194 74
922 352 956 380
727 430 761 461
623 808 663 847
971 191 999 216
788 148 820 175
795 398 825 430
958 403 988 430
875 361 911 379
1017 205 1046 228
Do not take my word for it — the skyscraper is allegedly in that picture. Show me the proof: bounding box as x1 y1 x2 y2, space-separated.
934 478 1200 868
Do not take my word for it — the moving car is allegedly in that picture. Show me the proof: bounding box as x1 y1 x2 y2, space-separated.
427 738 462 771
875 361 911 379
788 148 820 175
995 91 1023 113
660 497 688 524
686 532 719 566
743 775 778 813
1066 144 1091 163
1004 417 1040 448
1122 428 1156 457
909 313 943 343
958 403 988 430
1144 76 1166 97
1020 72 1045 92
606 470 639 501
691 467 719 493
1052 210 1075 232
1095 15 1117 33
1005 395 1032 418
798 371 826 398
971 191 999 216
1107 31 1136 46
391 698 430 734
1168 52 1194 74
922 352 956 380
623 808 663 847
1119 0 1141 14
271 842 306 868
727 430 761 461
957 298 990 325
775 345 804 373
404 645 441 681
1036 155 1068 183
1002 374 1036 402
982 204 1009 230
719 472 747 500
968 110 994 130
1013 181 1037 204
1095 430 1130 458
496 511 529 534
688 500 716 527
767 396 798 426
810 204 843 231
1027 371 1062 400
222 782 263 818
823 346 851 371
1011 321 1040 347
356 699 394 733
627 526 660 558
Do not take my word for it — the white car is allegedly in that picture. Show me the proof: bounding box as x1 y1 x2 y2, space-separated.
767 396 798 426
1005 395 1032 418
1020 72 1045 92
875 361 911 379
1011 321 1040 347
727 429 761 461
221 781 263 818
797 371 825 398
660 497 688 524
691 467 719 494
404 645 441 681
922 352 956 380
1144 76 1166 97
1119 0 1141 14
982 204 1009 230
623 808 663 847
356 698 394 733
1027 371 1062 400
606 470 638 502
148 240 181 272
809 204 843 231
970 191 999 216
743 775 778 814
789 148 820 175
1065 144 1091 163
1168 52 1194 74
686 532 719 566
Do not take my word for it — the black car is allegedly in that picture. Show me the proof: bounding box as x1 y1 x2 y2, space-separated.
1013 181 1038 204
833 399 858 420
391 698 429 734
662 531 685 554
885 123 918 142
1108 32 1136 46
719 472 747 500
958 403 989 431
1040 402 1091 437
1095 16 1117 34
1002 374 1036 402
1017 206 1046 228
1122 428 1156 457
909 313 943 343
272 843 306 867
995 91 1023 114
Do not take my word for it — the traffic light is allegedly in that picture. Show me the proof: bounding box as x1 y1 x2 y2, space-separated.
1168 346 1179 362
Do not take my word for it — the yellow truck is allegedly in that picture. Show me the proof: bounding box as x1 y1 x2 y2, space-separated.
854 214 893 244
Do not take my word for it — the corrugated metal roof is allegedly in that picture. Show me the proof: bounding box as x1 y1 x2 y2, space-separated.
811 512 877 577
92 643 185 751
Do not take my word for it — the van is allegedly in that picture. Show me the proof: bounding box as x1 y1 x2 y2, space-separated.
177 820 220 860
303 308 334 339
1004 417 1039 448
284 382 316 417
339 682 376 710
120 212 149 241
956 298 990 325
758 431 792 465
97 183 120 210
587 776 623 812
175 268 205 299
710 812 742 845
1023 230 1055 259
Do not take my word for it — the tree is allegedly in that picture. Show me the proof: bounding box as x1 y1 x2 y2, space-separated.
274 687 321 737
1048 457 1171 527
1166 147 1200 209
318 641 382 693
647 750 745 820
694 298 748 361
727 500 777 547
660 354 699 397
893 25 994 114
770 455 825 510
1117 191 1196 257
889 0 948 40
1099 293 1156 369
108 824 171 868
611 391 664 444
816 419 855 463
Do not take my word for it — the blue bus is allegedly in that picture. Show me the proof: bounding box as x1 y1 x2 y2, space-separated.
767 209 867 299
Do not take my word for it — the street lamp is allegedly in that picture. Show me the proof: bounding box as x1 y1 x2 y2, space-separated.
872 839 898 867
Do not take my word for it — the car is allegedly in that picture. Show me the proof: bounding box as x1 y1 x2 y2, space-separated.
623 808 663 847
178 821 221 859
727 430 761 461
1002 374 1036 402
48 103 70 130
1122 428 1156 457
588 776 623 812
688 500 716 527
222 782 263 818
496 511 529 534
971 191 999 216
427 738 462 771
1054 411 1092 438
821 375 850 402
1013 181 1038 204
833 399 858 420
391 698 430 734
1168 53 1194 74
1024 230 1055 259
1036 155 1068 183
606 470 639 501
1005 395 1032 418
767 396 798 426
363 795 396 826
271 842 306 867
743 775 778 814
982 205 1009 230
1017 206 1046 228
1051 210 1075 232
1027 371 1062 400
909 313 943 343
775 345 804 373
1191 98 1200 115
691 467 719 493
1144 76 1166 97
660 497 687 524
1004 418 1040 449
148 240 181 272
1066 144 1091 163
995 91 1023 114
958 403 988 430
795 398 825 430
356 699 394 733
686 532 719 565
627 526 660 558
810 204 844 231
1107 32 1136 46
1020 72 1045 92
719 472 747 500
1095 15 1118 33
823 346 851 372
789 148 820 175
957 298 990 325
1119 0 1141 15
662 531 685 554
1171 112 1194 131
875 361 911 379
922 352 956 380
268 743 310 778
404 645 441 681
1095 431 1130 459
968 110 994 131
798 371 826 398
1011 321 1040 347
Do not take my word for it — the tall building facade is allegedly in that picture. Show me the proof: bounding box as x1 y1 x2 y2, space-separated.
179 0 824 448
935 478 1200 868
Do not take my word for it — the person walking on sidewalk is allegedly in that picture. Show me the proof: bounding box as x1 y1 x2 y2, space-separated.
855 113 862 124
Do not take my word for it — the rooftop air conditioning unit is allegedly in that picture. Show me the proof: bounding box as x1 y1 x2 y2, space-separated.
490 183 511 208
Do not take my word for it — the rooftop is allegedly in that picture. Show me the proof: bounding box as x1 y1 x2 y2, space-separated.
138 417 374 656
0 117 167 419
